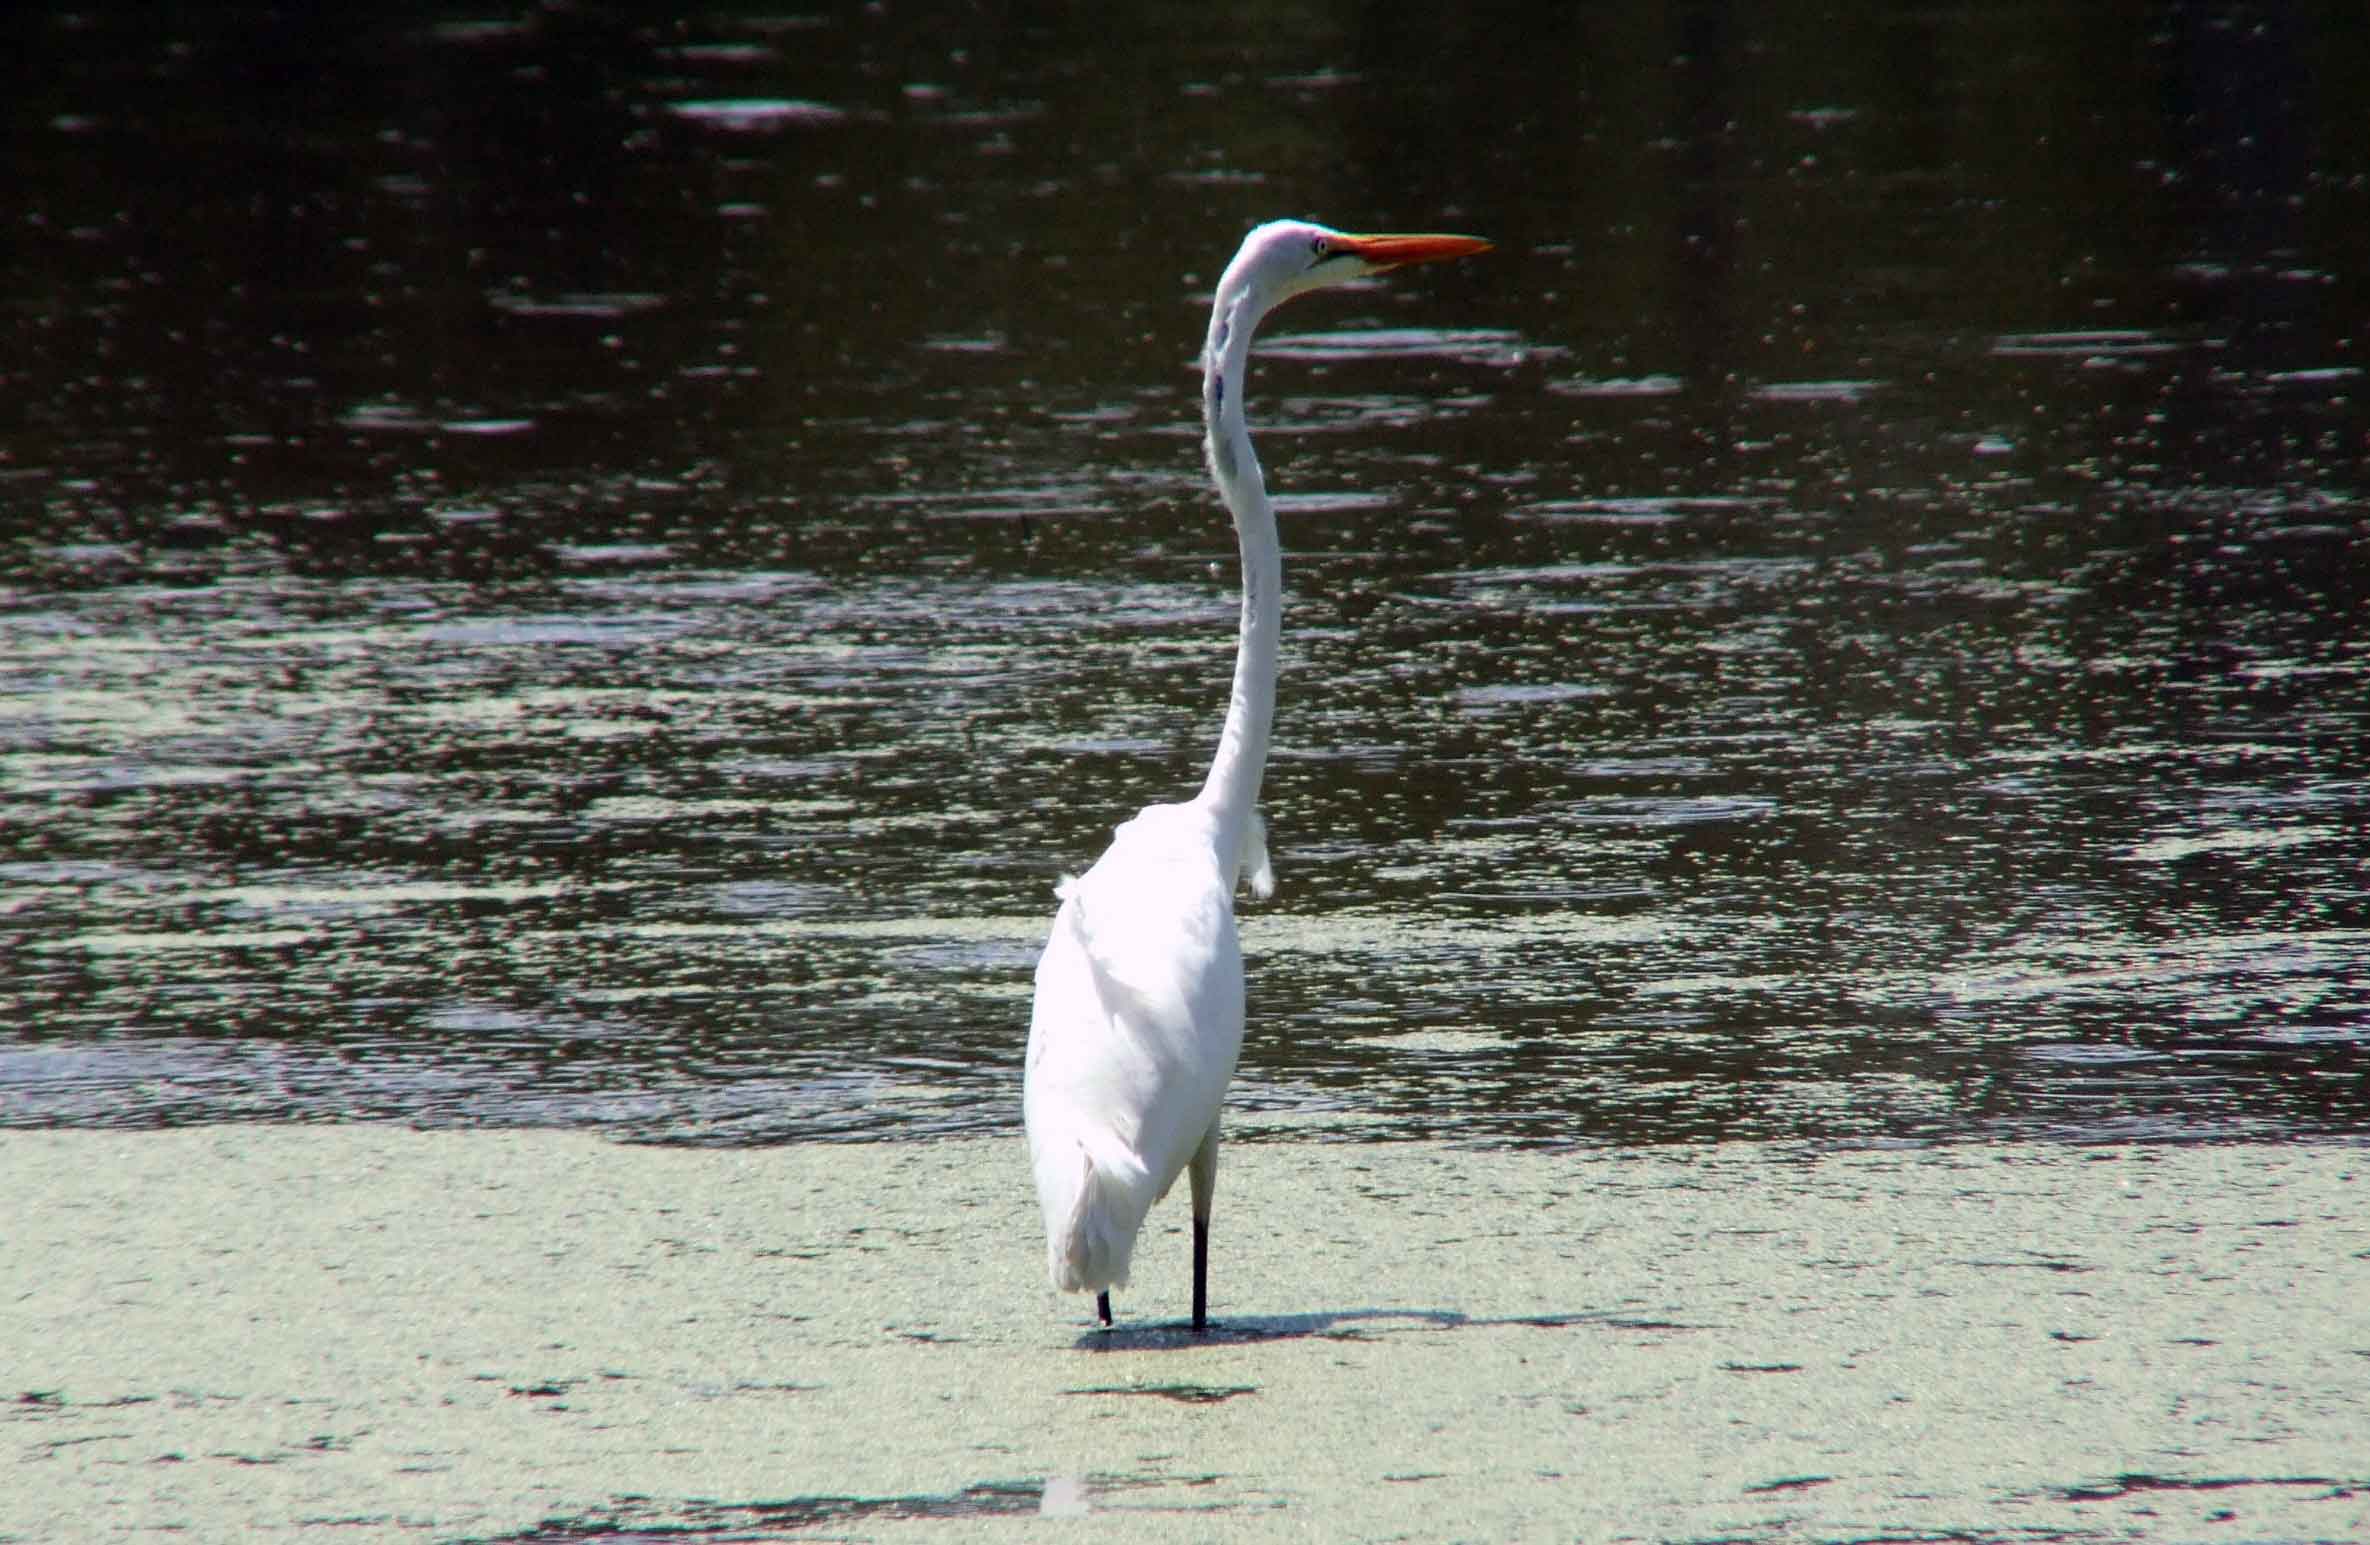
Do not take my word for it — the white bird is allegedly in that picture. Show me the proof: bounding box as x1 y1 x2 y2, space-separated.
1022 219 1490 1331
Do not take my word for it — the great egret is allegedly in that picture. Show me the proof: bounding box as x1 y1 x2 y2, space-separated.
1022 220 1490 1332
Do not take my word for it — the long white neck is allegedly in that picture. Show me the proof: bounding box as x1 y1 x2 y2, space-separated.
1195 282 1282 864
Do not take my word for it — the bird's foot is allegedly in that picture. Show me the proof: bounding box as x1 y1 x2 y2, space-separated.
1096 1291 1112 1327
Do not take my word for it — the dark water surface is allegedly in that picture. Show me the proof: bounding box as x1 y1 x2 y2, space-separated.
4 4 2366 1147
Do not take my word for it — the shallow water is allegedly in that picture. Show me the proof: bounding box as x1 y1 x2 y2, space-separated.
3 5 2366 1147
11 1129 2367 1542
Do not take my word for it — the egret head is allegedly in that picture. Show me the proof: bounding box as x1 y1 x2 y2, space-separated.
1221 219 1492 313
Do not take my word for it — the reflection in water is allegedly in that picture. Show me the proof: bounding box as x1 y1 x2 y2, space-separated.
2 5 2364 1148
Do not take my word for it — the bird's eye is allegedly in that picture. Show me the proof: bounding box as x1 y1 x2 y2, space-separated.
1310 236 1331 260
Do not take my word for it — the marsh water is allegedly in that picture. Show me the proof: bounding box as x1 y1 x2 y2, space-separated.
4 4 2366 1149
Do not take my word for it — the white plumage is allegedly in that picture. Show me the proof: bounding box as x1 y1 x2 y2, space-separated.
1022 220 1489 1330
1025 803 1270 1295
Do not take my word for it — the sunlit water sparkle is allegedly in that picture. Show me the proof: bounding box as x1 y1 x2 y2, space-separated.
3 4 2365 1148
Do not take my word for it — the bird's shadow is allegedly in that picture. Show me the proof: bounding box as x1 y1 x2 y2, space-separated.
1070 1305 1654 1351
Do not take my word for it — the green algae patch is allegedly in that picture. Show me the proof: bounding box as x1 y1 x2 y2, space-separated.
4 1129 2366 1540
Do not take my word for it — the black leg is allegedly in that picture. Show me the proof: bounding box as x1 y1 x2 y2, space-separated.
1096 1290 1112 1327
1191 1215 1209 1331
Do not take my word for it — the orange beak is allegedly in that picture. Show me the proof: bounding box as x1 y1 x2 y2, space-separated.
1328 231 1494 271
